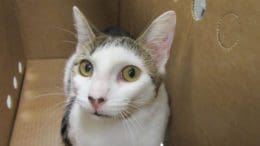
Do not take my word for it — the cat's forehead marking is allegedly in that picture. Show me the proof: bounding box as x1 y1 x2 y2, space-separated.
78 36 149 60
91 37 154 70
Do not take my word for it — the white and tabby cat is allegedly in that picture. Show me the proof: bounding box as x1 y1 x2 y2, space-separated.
61 6 176 146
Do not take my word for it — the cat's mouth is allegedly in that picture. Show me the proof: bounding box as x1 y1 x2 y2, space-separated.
92 111 112 118
92 110 133 119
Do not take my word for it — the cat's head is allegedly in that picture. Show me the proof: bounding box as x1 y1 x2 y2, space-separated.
65 6 176 119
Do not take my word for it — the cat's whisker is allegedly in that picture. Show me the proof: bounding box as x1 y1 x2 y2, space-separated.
127 103 142 110
108 98 149 106
25 92 64 99
29 86 63 94
107 103 129 107
49 100 67 110
123 110 144 131
119 112 130 141
120 112 132 145
38 99 68 130
53 26 77 37
61 40 77 45
107 104 145 132
109 103 142 112
123 111 137 128
121 111 136 146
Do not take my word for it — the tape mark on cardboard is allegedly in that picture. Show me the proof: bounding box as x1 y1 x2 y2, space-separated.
217 12 241 52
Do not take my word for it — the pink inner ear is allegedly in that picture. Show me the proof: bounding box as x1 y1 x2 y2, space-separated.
145 35 171 66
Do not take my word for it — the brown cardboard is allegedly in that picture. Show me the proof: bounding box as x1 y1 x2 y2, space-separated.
0 0 259 146
121 0 260 146
15 0 119 59
10 59 65 146
0 0 26 146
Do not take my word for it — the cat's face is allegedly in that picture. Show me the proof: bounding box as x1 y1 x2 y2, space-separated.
72 41 156 118
64 7 176 119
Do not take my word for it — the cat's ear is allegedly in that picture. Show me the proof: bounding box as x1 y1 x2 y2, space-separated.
137 11 176 74
73 6 95 48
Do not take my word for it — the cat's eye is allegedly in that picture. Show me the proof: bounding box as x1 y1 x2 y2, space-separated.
79 60 93 77
122 65 141 82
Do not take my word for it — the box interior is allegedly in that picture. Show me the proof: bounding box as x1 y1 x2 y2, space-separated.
0 0 259 146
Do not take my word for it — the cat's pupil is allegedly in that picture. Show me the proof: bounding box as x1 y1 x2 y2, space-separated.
128 68 135 78
85 63 92 72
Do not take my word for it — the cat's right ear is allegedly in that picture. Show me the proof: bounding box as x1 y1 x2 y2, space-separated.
137 11 176 74
73 6 95 50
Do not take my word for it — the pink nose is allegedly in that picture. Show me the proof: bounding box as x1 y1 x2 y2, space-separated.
88 96 106 109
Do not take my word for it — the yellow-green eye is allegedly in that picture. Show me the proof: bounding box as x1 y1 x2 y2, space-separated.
79 60 93 77
122 65 141 82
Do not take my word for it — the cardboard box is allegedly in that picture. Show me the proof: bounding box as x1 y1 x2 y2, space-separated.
0 0 259 146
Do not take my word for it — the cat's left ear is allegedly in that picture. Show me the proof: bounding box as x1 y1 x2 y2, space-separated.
73 6 95 50
137 11 176 74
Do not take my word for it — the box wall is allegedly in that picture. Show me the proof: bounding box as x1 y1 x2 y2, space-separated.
0 0 26 145
15 0 120 59
120 0 260 146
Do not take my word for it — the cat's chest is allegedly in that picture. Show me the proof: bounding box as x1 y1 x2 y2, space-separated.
74 121 144 146
69 105 165 146
69 114 150 146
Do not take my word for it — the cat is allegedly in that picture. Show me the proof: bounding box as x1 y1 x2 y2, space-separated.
61 6 176 146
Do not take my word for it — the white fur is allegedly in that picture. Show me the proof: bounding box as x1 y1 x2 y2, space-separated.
66 45 170 146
